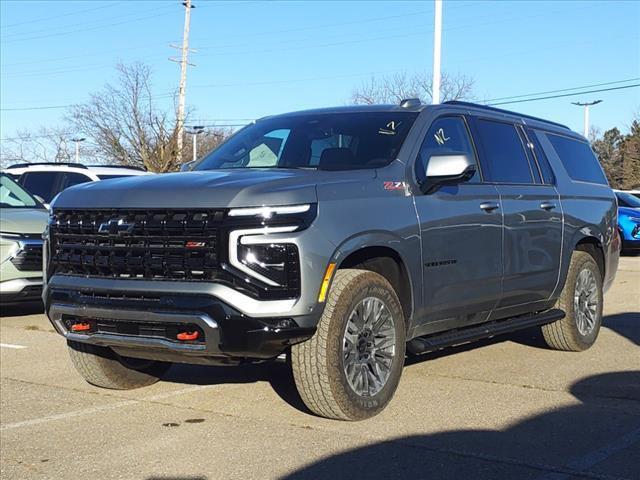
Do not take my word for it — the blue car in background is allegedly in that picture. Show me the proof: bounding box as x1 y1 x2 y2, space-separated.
615 190 640 253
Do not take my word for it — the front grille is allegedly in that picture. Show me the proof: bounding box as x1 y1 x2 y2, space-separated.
50 209 224 280
11 243 43 272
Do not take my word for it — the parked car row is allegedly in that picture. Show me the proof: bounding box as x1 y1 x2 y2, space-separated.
1 163 150 304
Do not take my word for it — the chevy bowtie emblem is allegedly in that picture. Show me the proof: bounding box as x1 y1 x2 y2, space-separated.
98 218 134 236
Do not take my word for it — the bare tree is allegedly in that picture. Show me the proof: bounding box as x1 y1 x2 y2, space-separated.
195 127 233 159
0 126 73 168
351 71 475 105
68 63 182 173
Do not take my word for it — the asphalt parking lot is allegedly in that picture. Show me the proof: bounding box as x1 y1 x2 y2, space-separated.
1 256 638 480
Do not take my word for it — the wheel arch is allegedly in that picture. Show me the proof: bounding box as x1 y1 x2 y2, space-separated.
334 237 416 330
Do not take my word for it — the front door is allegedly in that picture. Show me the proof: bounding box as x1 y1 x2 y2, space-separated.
413 116 503 333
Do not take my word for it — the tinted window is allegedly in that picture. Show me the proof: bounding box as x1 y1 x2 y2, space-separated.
0 175 40 208
195 112 418 171
61 172 92 189
416 116 480 183
527 128 555 184
475 119 533 183
546 133 608 185
19 172 60 202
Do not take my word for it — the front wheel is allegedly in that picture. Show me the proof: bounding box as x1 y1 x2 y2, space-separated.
291 269 406 421
67 340 171 389
541 251 603 351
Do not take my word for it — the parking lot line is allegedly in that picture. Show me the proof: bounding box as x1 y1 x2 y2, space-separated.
0 384 213 431
0 343 27 349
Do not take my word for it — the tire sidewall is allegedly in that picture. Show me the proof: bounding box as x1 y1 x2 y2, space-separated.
565 254 603 349
325 271 405 420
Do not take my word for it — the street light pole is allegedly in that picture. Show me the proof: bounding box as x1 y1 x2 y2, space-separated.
432 0 443 104
70 137 85 163
572 100 602 137
185 125 205 162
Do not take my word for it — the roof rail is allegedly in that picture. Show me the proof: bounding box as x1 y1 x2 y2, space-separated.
86 164 147 171
443 101 570 130
5 162 88 169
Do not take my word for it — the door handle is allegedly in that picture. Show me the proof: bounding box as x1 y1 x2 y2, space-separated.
480 202 500 212
540 202 557 211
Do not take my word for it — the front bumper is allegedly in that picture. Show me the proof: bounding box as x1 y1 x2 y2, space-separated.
45 284 318 364
0 277 43 304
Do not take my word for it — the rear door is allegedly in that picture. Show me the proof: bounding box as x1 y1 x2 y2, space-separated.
471 118 562 311
413 115 503 331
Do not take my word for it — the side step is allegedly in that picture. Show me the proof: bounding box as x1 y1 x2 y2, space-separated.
406 308 565 355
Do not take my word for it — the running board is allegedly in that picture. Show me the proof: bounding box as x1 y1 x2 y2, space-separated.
406 308 565 355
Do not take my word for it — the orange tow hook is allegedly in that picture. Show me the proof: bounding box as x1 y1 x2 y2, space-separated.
71 322 91 332
177 331 199 341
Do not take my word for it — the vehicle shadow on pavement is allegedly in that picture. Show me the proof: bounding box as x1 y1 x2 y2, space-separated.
278 371 640 480
0 301 43 317
602 312 640 346
162 360 311 414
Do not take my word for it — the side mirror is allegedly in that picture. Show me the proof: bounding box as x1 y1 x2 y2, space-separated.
420 152 476 194
180 160 195 172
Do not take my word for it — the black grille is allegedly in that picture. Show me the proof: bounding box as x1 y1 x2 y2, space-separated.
11 243 43 272
50 209 224 280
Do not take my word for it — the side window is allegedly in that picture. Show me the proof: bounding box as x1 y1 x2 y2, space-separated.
416 116 480 183
19 172 60 203
61 172 92 190
527 128 555 184
475 119 533 184
545 133 608 185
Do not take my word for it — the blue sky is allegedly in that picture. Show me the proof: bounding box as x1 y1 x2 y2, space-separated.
1 0 639 141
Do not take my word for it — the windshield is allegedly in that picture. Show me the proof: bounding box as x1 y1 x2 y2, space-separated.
616 191 640 208
0 174 43 208
194 112 419 171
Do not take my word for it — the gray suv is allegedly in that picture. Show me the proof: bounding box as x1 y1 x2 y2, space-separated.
43 100 620 420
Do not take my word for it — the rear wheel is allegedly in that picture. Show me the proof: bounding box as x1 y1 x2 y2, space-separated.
541 251 603 351
291 269 406 421
67 340 170 389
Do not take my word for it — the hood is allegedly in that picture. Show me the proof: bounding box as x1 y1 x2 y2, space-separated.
618 206 640 218
0 208 49 235
52 169 374 209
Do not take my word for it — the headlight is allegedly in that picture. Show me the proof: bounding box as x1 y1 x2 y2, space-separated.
228 226 298 287
228 204 311 218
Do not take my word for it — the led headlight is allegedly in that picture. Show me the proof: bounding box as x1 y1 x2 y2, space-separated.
228 204 311 218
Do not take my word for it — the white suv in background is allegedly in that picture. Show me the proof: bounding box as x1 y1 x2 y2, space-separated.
3 162 151 204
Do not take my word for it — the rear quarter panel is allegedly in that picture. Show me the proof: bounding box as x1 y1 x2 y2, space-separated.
536 131 619 294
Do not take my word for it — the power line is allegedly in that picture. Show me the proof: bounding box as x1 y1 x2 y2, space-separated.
0 2 125 29
1 9 175 44
483 78 640 103
487 83 640 106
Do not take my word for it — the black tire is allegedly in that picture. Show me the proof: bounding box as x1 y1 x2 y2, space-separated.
291 269 406 421
67 340 170 390
541 251 603 351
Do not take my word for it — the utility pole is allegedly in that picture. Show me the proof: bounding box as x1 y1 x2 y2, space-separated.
572 100 602 137
432 0 443 104
186 125 205 162
171 0 194 165
71 137 85 163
